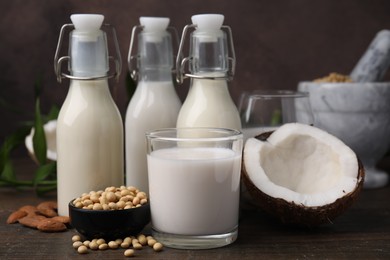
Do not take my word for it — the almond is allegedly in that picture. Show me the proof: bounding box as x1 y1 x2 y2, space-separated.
6 210 28 224
37 219 67 232
18 215 45 229
51 215 70 224
18 205 38 216
37 201 58 218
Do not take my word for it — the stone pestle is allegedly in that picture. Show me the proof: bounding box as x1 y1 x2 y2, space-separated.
350 30 390 82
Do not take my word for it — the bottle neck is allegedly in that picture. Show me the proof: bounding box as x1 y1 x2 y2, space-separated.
137 31 173 83
69 30 109 78
139 68 172 82
189 30 228 76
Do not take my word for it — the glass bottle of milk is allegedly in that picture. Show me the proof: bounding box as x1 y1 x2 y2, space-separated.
54 14 124 216
176 14 241 131
125 17 181 193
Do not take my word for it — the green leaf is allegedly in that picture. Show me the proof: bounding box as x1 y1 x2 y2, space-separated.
0 178 33 187
0 74 60 192
1 159 16 181
0 159 33 187
34 74 43 99
36 183 57 196
45 106 60 121
33 162 56 187
0 126 30 171
34 162 57 195
33 98 47 165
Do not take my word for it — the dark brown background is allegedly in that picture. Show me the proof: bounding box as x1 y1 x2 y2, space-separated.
1 0 390 142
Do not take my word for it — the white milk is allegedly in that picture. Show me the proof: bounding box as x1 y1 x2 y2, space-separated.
125 81 181 193
176 78 241 131
57 79 124 216
147 147 242 235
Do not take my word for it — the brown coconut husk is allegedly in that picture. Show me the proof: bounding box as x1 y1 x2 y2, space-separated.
241 131 365 227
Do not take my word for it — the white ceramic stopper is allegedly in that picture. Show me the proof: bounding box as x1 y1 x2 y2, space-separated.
139 17 170 43
140 17 170 32
71 14 104 32
191 14 224 31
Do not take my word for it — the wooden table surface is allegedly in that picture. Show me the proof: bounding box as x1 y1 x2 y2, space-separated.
1 157 390 259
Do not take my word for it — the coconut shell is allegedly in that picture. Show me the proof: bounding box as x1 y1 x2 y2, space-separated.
242 131 365 227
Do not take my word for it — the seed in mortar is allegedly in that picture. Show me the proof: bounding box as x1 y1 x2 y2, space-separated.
313 72 353 83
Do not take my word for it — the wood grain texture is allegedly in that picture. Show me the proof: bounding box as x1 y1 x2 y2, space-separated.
0 157 389 259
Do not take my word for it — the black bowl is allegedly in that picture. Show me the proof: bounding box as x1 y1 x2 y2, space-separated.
69 201 150 240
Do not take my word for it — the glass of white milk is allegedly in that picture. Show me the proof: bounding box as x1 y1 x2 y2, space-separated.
238 90 314 141
146 128 243 249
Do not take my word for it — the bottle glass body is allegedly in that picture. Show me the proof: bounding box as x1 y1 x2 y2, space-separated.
57 79 124 216
176 78 241 130
176 18 240 131
125 20 181 193
125 77 181 193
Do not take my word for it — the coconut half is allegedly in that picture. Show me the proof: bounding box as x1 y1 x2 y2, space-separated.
242 123 364 227
25 120 57 163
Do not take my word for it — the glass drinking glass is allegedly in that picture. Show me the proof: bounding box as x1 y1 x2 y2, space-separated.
146 128 243 249
238 90 314 209
238 90 314 140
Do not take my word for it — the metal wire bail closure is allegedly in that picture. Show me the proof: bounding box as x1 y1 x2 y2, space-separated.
175 24 236 84
54 23 122 83
127 25 143 82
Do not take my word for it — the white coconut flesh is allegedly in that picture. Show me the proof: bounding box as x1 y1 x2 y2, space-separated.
25 120 57 161
244 123 360 207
